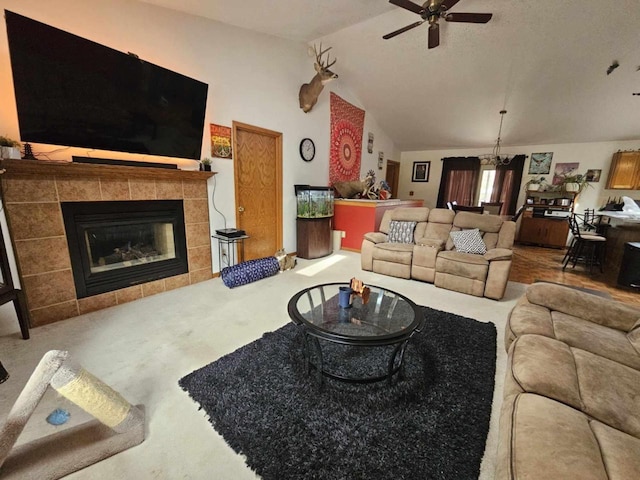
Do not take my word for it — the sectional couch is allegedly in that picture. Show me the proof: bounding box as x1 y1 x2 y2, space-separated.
360 207 516 300
496 282 640 478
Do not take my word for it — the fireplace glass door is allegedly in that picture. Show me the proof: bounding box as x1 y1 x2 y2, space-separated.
85 222 177 274
62 200 188 298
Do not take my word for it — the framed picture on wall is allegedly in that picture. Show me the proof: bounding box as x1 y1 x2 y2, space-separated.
528 152 553 174
412 161 430 182
586 169 601 182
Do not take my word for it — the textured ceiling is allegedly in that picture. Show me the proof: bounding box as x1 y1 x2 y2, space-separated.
140 0 640 151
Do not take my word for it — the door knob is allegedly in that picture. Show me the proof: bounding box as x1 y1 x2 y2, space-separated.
238 206 245 212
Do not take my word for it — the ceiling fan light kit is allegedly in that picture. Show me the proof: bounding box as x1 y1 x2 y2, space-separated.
384 0 492 49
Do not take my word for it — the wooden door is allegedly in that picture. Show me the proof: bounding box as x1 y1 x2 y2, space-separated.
386 160 400 198
233 122 283 261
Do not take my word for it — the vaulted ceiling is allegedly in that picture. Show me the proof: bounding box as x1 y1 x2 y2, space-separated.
140 0 640 151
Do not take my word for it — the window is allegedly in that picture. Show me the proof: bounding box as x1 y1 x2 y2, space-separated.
478 168 496 204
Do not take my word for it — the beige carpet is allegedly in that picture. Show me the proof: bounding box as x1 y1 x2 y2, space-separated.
0 251 527 479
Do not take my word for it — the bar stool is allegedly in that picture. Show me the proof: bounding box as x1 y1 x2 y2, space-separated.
563 215 607 273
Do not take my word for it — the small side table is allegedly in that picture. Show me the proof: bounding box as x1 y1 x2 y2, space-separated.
212 233 250 268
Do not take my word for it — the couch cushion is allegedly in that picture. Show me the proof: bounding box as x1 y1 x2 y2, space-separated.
390 207 429 223
438 250 488 266
372 243 414 264
388 220 416 244
500 393 622 480
510 335 640 439
506 299 555 350
509 335 582 407
552 311 640 370
449 228 487 254
436 251 488 281
428 208 456 224
454 211 503 232
526 283 640 332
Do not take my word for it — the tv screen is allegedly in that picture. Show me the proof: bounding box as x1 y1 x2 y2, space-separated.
5 10 208 160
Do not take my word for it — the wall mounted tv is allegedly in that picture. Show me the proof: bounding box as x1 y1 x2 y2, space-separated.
4 10 208 160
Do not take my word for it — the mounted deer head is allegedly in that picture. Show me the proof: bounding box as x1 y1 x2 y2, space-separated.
298 43 338 113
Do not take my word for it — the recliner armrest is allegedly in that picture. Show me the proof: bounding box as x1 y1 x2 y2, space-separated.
363 232 388 244
484 248 513 261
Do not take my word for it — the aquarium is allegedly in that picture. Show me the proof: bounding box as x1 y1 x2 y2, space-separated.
295 185 334 218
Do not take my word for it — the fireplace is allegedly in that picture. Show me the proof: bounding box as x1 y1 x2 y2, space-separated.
62 200 188 298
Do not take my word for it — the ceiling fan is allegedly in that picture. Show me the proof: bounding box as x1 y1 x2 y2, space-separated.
383 0 493 49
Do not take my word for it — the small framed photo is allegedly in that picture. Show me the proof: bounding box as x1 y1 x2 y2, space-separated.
586 169 601 182
412 161 430 182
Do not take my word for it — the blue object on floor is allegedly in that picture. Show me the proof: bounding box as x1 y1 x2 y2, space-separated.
221 257 280 288
46 408 70 425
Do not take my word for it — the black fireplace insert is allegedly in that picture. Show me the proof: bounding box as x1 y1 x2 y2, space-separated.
62 200 188 298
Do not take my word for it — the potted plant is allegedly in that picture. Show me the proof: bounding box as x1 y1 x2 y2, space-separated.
562 173 590 194
200 157 212 172
0 136 21 159
524 176 546 192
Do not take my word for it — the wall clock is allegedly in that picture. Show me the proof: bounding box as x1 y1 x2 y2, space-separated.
299 138 315 162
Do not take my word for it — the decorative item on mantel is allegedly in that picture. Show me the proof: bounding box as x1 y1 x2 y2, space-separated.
200 157 212 172
0 136 21 159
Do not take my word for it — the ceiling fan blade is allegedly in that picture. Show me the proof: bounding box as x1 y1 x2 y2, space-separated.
440 0 461 10
383 20 425 40
445 12 493 23
428 23 440 49
389 0 424 15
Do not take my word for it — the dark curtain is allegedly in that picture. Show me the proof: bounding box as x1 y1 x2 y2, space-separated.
436 157 480 208
490 154 525 216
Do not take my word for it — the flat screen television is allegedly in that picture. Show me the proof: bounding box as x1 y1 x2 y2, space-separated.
4 10 208 160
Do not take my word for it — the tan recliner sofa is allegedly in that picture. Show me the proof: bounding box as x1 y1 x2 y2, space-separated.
360 207 516 300
496 283 640 479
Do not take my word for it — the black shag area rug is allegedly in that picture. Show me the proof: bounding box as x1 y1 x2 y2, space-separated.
179 307 497 480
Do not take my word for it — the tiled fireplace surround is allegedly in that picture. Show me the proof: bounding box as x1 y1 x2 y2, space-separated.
0 159 214 327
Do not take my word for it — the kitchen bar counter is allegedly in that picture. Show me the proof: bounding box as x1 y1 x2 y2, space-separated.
601 216 640 289
333 199 424 251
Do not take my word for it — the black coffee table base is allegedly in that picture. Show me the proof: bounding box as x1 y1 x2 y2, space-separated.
301 331 412 385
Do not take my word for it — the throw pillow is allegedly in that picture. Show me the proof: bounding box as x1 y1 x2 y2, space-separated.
450 228 487 254
388 221 417 244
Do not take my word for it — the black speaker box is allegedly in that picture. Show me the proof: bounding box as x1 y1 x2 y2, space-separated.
617 242 640 289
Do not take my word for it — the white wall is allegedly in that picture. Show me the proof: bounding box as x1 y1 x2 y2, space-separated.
0 0 398 272
401 140 640 211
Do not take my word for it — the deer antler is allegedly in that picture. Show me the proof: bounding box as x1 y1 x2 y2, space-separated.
314 43 337 69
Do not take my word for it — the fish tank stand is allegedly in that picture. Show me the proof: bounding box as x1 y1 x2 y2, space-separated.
295 185 334 259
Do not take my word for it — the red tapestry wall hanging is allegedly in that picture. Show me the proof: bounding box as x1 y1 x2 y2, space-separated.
329 93 365 185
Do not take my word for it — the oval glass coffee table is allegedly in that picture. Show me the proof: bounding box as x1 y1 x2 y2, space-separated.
287 282 423 384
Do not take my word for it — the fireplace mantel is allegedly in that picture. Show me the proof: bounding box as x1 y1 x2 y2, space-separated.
0 159 215 180
0 159 215 327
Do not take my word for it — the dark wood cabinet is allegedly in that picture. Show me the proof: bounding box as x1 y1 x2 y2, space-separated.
518 216 570 248
296 217 332 259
